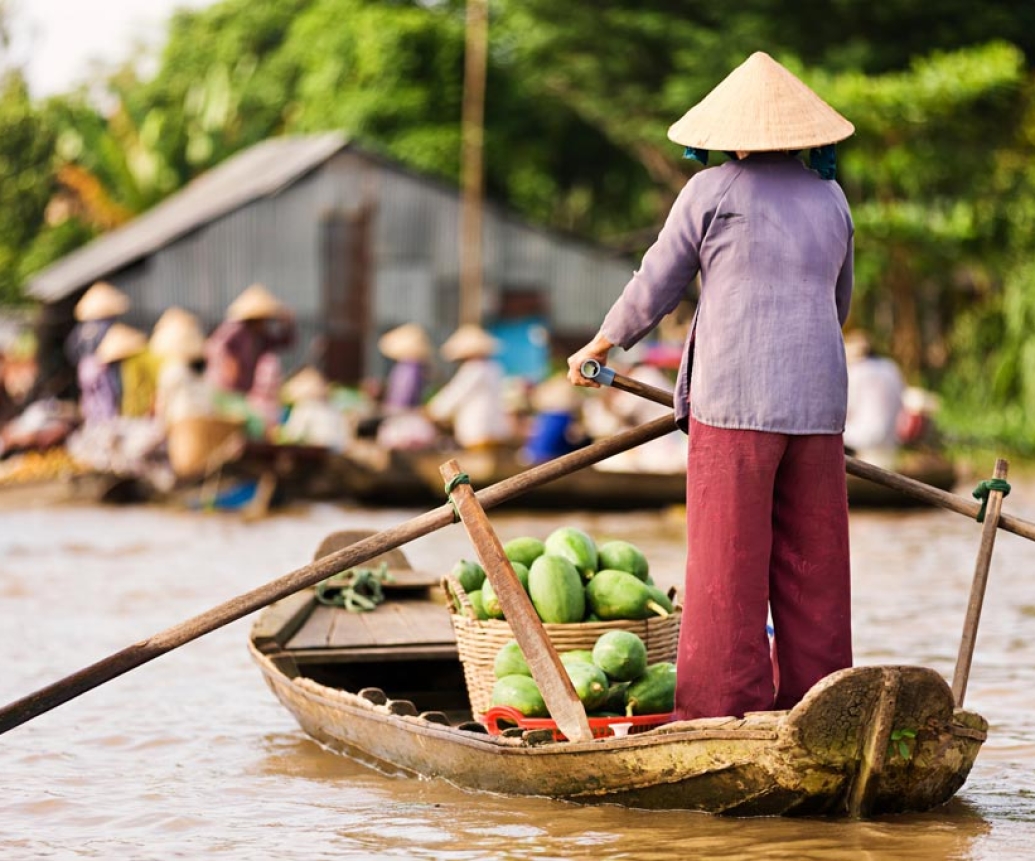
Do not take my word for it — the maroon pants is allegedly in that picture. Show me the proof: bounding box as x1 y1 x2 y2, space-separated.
674 417 852 719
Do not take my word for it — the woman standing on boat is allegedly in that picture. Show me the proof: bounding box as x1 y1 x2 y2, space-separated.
568 52 856 720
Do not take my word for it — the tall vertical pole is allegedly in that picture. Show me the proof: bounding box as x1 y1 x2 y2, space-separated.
952 458 1009 707
459 0 487 326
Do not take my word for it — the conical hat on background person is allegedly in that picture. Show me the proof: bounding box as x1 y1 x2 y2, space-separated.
531 374 582 413
282 366 329 403
226 283 288 322
667 51 854 152
440 324 501 362
149 307 206 360
74 281 130 322
378 323 433 362
95 323 148 364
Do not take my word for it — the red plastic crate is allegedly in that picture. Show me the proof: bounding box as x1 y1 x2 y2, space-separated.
483 705 674 741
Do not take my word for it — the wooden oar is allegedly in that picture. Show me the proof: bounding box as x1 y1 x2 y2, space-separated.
579 359 1035 542
952 458 1009 706
0 413 676 736
441 459 593 742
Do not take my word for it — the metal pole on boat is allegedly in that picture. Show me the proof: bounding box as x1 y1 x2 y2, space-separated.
952 458 1009 707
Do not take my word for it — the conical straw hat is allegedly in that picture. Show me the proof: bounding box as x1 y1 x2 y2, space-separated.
74 281 130 321
95 323 148 364
532 375 582 413
378 323 432 362
440 324 500 362
667 52 854 152
283 366 329 402
226 283 288 321
149 307 206 360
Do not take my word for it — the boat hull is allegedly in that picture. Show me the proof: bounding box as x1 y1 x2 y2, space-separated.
250 643 985 816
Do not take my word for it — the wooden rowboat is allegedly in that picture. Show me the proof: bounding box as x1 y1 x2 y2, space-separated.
405 446 687 510
332 442 687 510
248 531 987 817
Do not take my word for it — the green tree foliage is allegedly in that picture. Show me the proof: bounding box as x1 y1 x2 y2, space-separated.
5 0 1035 448
826 43 1027 377
0 73 57 304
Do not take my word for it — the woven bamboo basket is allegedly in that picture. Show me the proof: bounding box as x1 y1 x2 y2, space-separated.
167 416 246 478
443 575 681 717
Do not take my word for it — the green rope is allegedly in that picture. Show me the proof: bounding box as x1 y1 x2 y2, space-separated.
444 472 470 523
972 478 1011 523
315 562 394 612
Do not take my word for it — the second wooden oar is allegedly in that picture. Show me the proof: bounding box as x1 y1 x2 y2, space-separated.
0 414 676 736
579 359 1035 543
441 459 593 742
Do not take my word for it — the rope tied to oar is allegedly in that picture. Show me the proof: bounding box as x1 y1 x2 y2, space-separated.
444 471 471 522
972 478 1011 522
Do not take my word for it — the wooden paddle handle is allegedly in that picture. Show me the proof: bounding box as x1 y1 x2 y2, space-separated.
441 459 594 743
590 364 1035 543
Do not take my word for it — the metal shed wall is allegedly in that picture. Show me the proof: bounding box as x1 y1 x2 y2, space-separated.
38 141 638 381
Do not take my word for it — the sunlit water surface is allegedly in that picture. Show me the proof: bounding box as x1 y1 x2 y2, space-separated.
2 471 1035 859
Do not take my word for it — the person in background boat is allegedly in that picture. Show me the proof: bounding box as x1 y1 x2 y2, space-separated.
149 308 220 427
95 323 160 419
379 323 433 411
519 372 588 464
245 351 286 440
426 324 514 450
843 330 906 469
373 323 439 450
0 321 78 456
896 385 942 449
280 366 349 452
204 283 296 395
64 280 130 424
567 51 856 720
67 323 167 483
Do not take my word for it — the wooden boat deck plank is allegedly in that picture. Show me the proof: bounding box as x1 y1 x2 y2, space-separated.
288 599 456 651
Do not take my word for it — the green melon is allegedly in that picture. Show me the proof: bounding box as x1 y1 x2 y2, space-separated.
625 662 677 716
559 649 595 666
466 588 489 620
493 640 531 678
452 558 486 594
565 660 609 711
585 569 655 620
592 629 649 682
503 536 546 568
527 554 585 623
543 526 598 580
597 540 650 582
491 674 547 717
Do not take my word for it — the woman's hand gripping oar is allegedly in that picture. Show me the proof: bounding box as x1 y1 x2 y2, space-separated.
578 359 1035 543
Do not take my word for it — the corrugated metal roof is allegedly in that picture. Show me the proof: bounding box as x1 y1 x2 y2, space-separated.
27 132 349 303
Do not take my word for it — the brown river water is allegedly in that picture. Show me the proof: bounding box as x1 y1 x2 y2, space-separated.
2 468 1035 860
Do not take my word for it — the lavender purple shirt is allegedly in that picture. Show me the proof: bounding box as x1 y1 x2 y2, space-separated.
383 360 426 410
600 153 854 434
